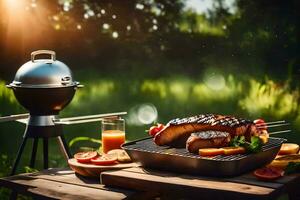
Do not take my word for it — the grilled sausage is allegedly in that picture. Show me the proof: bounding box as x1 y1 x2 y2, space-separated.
154 114 262 147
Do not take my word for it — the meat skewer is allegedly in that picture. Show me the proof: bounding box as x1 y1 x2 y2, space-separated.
154 114 270 153
154 114 262 145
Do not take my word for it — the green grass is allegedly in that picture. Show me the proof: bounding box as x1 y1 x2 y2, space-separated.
0 71 299 178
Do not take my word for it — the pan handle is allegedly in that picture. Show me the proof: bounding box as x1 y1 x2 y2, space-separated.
31 50 56 62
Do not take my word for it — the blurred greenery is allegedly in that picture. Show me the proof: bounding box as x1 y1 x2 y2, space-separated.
0 0 299 199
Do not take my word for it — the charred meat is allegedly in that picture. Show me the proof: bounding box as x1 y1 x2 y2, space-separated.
186 131 231 153
154 114 264 148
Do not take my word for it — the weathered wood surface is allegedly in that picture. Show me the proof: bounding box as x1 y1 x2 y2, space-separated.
68 158 139 177
0 168 139 200
1 167 299 200
101 167 300 200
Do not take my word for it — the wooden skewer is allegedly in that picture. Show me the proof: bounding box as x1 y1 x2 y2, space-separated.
256 123 290 128
264 120 286 125
269 130 291 135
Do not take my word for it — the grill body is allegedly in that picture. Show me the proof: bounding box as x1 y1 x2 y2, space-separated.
122 137 286 177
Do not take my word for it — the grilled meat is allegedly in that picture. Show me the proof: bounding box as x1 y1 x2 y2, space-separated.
154 114 263 147
186 131 231 153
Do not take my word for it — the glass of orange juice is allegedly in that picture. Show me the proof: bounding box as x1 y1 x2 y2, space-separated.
101 118 125 153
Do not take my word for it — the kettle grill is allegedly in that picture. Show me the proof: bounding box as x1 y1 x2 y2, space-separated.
0 50 126 175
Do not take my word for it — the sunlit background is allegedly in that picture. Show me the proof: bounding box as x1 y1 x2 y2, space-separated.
0 0 299 193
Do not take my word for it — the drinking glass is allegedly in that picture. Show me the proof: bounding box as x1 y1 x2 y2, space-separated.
101 118 125 153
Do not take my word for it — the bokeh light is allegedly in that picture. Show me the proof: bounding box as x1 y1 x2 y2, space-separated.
127 104 158 125
204 72 226 91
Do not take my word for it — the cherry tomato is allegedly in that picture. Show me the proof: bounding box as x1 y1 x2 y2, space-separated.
254 118 267 130
74 151 98 163
156 123 164 130
148 123 165 137
91 154 117 165
253 167 284 181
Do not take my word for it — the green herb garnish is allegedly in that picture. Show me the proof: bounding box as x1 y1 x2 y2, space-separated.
248 136 263 153
230 136 262 153
230 135 246 147
285 162 300 175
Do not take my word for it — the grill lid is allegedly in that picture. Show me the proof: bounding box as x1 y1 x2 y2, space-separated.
9 50 79 88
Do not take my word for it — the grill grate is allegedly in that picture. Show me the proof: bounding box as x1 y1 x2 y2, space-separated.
123 137 286 162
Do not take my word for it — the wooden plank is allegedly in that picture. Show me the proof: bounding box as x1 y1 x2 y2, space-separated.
101 168 280 200
0 168 136 200
24 168 105 190
0 177 131 200
122 167 284 189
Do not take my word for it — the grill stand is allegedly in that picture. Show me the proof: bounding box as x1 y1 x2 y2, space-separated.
0 112 127 175
10 116 71 176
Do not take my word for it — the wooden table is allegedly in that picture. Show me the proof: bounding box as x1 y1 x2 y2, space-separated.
0 167 299 200
0 168 157 200
101 167 300 200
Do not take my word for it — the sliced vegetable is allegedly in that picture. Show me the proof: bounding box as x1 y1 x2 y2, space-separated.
259 131 269 144
199 148 224 157
222 147 246 155
268 154 300 169
253 167 284 181
74 151 98 163
278 143 299 155
107 149 131 163
91 154 117 165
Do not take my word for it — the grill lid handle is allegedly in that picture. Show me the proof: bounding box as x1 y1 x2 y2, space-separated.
31 50 56 62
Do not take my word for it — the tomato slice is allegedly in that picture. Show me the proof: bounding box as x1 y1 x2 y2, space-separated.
253 167 284 181
254 119 267 130
91 154 117 165
74 151 98 163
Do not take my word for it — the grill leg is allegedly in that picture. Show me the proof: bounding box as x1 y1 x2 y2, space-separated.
29 138 38 168
10 137 28 176
57 135 72 159
43 138 48 169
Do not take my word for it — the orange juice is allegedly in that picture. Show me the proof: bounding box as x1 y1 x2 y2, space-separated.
102 130 125 153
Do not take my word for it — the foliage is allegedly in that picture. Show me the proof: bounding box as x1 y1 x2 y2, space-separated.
285 162 300 175
239 80 299 119
0 1 299 80
0 154 11 177
0 1 299 198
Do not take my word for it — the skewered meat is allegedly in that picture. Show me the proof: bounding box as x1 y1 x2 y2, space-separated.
154 114 263 148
